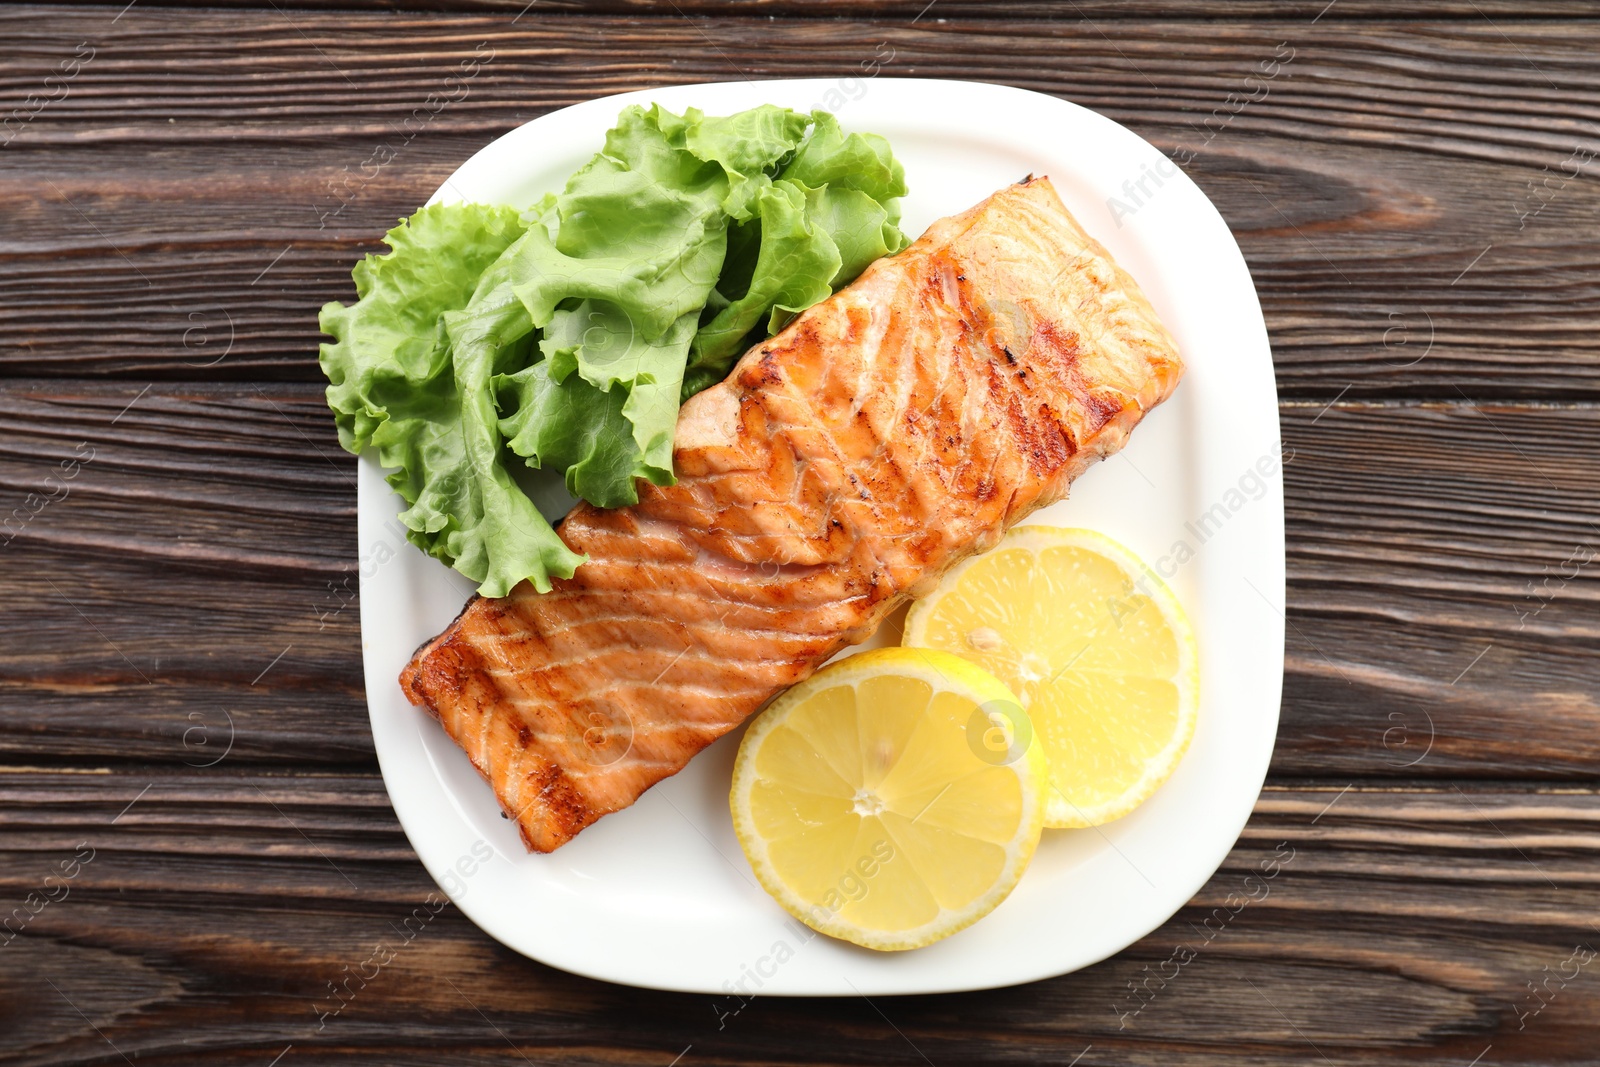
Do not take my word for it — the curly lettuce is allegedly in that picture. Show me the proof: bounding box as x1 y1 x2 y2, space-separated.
319 104 907 595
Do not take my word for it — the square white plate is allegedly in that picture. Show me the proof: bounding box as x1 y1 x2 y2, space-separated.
356 78 1284 995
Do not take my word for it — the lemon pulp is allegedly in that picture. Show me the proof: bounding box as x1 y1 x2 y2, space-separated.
904 526 1199 827
730 647 1046 951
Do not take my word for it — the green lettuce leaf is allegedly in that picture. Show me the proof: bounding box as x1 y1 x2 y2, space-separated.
318 204 584 596
321 202 520 453
494 308 694 506
678 115 909 396
683 180 841 395
781 111 908 209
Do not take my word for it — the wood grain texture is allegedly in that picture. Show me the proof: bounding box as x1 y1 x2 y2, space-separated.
4 5 1598 1064
2 382 1596 778
33 1 1600 17
1276 400 1600 779
3 769 1597 1065
3 10 1600 394
0 381 369 766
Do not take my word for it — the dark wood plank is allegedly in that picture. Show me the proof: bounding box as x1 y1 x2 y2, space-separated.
1275 400 1600 779
4 769 1597 1064
2 380 1597 777
3 11 1599 395
32 1 1600 18
0 380 370 766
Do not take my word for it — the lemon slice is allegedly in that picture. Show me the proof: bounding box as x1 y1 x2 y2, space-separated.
903 527 1198 829
729 647 1046 951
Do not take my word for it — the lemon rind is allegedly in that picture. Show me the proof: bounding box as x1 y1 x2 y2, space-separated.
729 647 1047 952
902 525 1201 830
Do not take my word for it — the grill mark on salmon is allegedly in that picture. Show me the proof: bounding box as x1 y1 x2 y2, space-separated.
400 176 1184 852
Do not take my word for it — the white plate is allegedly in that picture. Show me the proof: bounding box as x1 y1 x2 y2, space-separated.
356 78 1284 995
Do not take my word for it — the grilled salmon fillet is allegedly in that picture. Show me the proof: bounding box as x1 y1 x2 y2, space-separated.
401 176 1183 852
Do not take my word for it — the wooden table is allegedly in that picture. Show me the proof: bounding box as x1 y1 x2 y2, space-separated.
5 2 1598 1063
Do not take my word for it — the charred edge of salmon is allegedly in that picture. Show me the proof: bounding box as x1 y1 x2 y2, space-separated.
399 603 603 853
397 592 479 710
397 505 615 852
520 758 602 850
